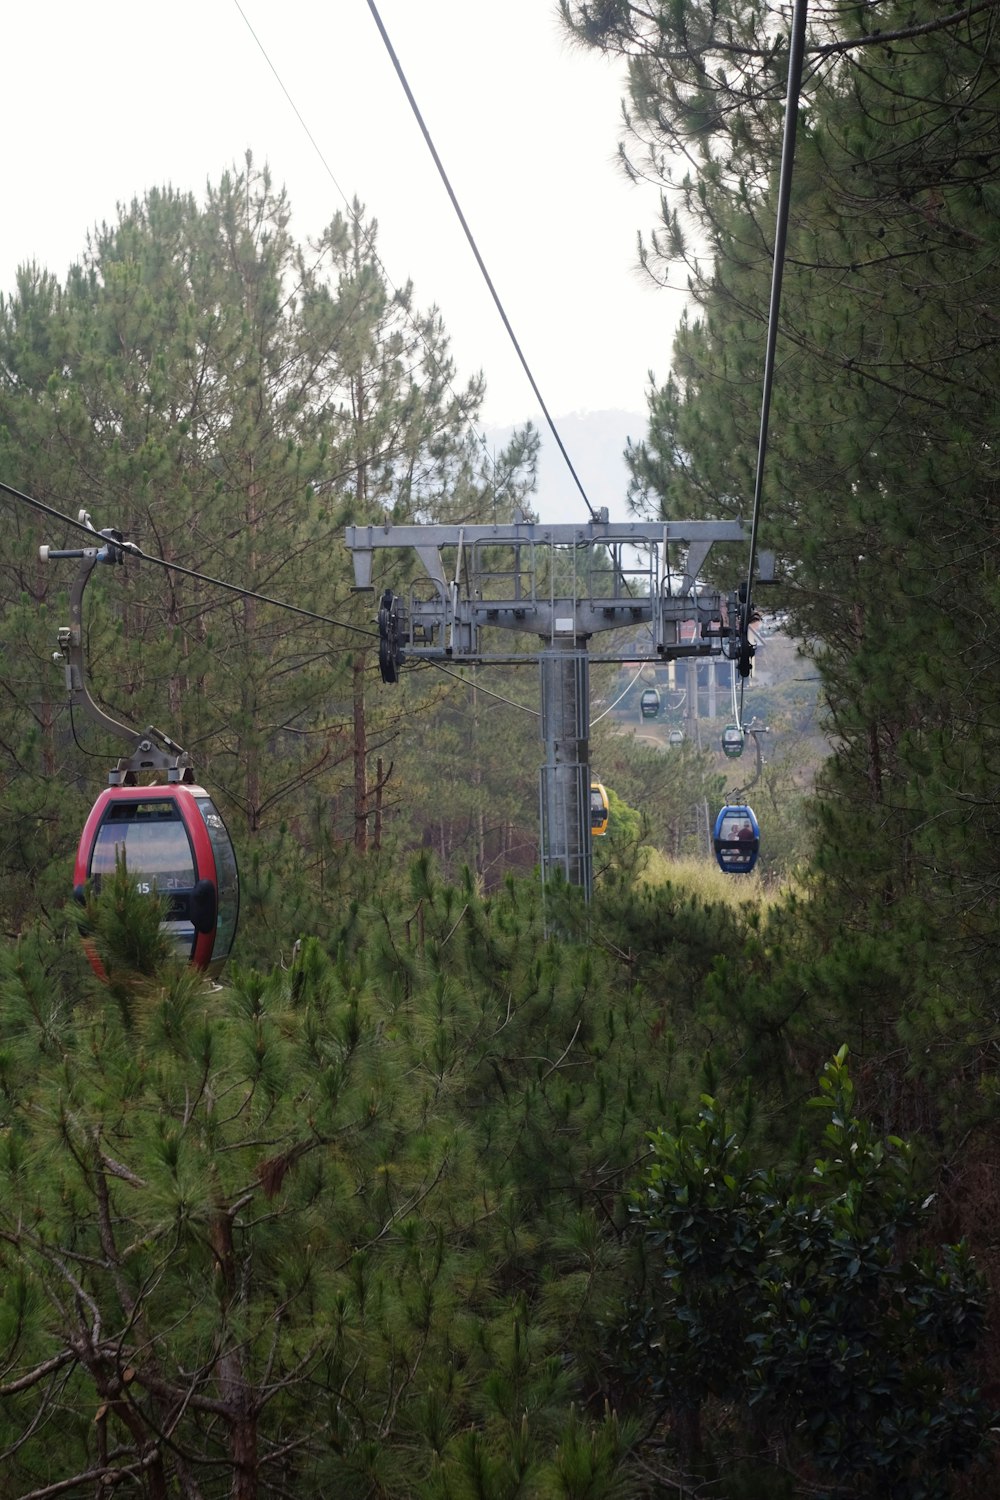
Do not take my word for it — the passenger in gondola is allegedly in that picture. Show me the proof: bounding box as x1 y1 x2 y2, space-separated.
734 821 755 866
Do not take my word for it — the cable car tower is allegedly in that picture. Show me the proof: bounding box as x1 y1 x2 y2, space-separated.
346 516 770 902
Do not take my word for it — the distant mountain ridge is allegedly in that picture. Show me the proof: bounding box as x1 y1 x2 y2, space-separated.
485 408 647 524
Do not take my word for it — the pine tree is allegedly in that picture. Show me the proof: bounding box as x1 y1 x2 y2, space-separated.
0 158 539 933
562 0 1000 1124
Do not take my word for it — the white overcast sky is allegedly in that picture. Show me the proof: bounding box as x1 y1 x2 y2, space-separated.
3 1 686 437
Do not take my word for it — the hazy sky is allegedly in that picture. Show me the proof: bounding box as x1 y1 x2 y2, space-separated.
4 0 686 437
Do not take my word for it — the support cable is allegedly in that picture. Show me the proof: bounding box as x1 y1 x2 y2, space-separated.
233 0 534 512
730 655 743 731
364 0 599 522
741 0 809 670
591 665 647 726
1 480 379 642
427 659 540 717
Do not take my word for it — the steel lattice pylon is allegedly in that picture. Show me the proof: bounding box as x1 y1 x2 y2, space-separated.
345 518 768 903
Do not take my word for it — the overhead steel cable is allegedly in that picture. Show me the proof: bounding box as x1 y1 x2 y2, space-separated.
231 0 523 508
364 0 600 523
232 0 351 217
741 0 809 670
0 479 379 642
591 664 648 726
426 659 540 717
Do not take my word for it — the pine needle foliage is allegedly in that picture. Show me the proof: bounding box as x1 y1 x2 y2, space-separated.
618 1049 990 1496
0 862 721 1497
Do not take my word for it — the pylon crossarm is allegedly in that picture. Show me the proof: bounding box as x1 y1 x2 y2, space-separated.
347 519 745 665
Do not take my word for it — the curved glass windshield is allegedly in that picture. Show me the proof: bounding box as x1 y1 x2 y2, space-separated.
89 799 197 956
716 810 757 868
90 801 196 889
195 797 239 963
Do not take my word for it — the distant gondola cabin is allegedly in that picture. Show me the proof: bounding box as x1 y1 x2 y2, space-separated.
640 687 661 719
75 784 239 978
712 804 760 874
668 728 684 747
590 782 610 837
722 724 745 758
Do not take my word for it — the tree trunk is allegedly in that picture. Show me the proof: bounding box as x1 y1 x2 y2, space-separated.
243 477 261 832
353 656 368 853
374 755 384 850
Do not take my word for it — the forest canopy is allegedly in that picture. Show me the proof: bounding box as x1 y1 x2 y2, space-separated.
2 0 1000 1483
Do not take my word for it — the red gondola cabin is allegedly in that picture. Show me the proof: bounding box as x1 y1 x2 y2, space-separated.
74 785 239 977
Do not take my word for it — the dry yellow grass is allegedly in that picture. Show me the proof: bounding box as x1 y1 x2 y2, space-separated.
635 849 798 910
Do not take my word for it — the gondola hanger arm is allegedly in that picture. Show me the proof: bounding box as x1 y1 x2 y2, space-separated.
41 513 194 786
729 721 768 799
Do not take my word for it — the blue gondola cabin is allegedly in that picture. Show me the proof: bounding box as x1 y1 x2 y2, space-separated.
713 804 760 874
